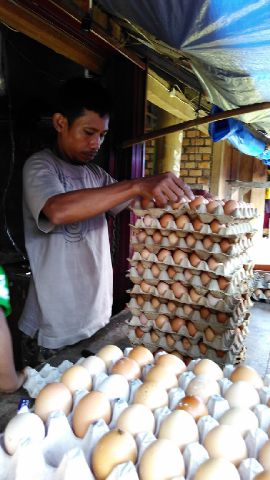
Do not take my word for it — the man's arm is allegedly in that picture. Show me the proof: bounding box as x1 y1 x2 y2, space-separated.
43 172 194 225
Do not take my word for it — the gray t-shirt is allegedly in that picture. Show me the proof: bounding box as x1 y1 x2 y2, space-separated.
19 148 122 348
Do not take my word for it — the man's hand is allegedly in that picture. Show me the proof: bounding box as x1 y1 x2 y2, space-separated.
137 172 195 207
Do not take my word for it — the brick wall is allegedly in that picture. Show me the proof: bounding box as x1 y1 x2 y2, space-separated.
180 128 213 191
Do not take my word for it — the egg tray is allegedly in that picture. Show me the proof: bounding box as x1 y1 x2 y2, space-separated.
251 292 270 303
129 249 252 278
128 268 251 298
131 233 253 259
128 283 253 314
131 200 258 222
250 270 270 290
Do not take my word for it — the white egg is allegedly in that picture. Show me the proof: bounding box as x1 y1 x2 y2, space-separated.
224 381 260 408
158 410 198 450
203 424 247 465
219 407 258 436
116 404 155 435
97 374 129 401
4 412 45 455
81 355 107 376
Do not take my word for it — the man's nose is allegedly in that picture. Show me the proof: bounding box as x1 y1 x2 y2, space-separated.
89 134 101 148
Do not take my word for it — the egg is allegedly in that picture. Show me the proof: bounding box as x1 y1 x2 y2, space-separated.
137 231 147 243
218 277 230 290
155 314 168 329
116 404 155 436
200 272 211 285
152 231 163 244
81 355 106 376
203 424 247 465
157 249 171 262
203 236 214 250
183 304 194 316
167 300 177 312
128 345 154 367
176 395 208 421
224 381 260 408
171 281 187 298
189 288 201 303
133 381 168 410
192 218 203 231
151 297 160 309
151 264 161 277
205 326 216 342
172 249 187 264
137 294 145 306
230 365 264 389
206 200 221 213
193 359 223 380
155 353 186 375
4 412 45 455
141 248 151 260
141 280 152 293
219 407 258 436
223 199 238 215
150 330 160 343
186 233 196 248
198 341 208 354
135 326 145 338
187 320 197 337
189 252 201 267
159 213 175 228
210 220 224 234
91 429 137 479
97 374 129 401
34 383 73 422
139 313 149 325
170 316 185 332
136 262 145 275
184 269 193 281
157 281 170 295
217 312 229 324
111 357 141 380
194 458 241 480
167 266 176 279
182 337 191 350
141 197 155 209
61 365 92 394
159 410 198 450
168 232 179 246
207 257 219 270
176 214 190 229
166 334 176 347
254 472 270 480
186 374 220 402
144 214 153 227
72 391 111 438
220 238 231 253
189 196 206 209
200 307 210 320
96 344 123 369
259 441 270 470
145 365 178 390
139 438 185 480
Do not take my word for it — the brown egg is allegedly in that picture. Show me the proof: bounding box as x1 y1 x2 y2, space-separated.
206 200 220 213
157 281 170 296
189 288 201 303
135 326 145 338
203 236 214 250
155 314 169 329
192 218 203 231
176 214 190 229
150 330 161 343
205 326 216 342
160 213 175 228
96 345 123 369
166 334 176 347
187 321 197 337
182 337 191 350
128 346 154 367
223 199 238 215
171 350 184 360
200 307 210 320
72 391 111 438
167 300 177 312
157 249 171 262
140 281 152 293
186 234 196 248
137 295 145 306
198 341 207 354
184 269 193 281
176 395 208 421
254 471 270 480
167 266 176 279
208 257 219 271
151 264 160 278
171 282 188 298
136 262 145 276
200 272 211 285
137 231 147 243
217 312 229 324
152 231 163 244
168 232 179 246
35 383 73 422
230 365 264 389
61 365 92 394
210 219 224 234
218 277 230 290
189 253 201 267
145 365 178 390
259 441 270 471
156 353 186 376
141 248 151 260
183 304 194 316
170 317 186 332
173 249 187 264
189 196 206 209
151 297 160 309
111 357 141 380
141 197 155 209
220 238 231 253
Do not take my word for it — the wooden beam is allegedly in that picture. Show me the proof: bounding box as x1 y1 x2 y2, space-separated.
121 102 270 148
227 180 270 188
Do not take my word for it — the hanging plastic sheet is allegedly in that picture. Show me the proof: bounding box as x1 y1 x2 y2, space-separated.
97 0 270 133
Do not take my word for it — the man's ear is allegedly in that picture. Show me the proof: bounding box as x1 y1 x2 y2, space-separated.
52 113 67 133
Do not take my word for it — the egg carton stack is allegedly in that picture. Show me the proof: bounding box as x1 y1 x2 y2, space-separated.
251 271 270 303
1 346 270 480
126 197 257 366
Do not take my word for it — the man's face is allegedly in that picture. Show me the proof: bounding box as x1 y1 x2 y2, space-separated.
55 110 109 164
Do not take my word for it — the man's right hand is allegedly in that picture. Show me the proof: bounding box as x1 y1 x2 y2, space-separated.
135 172 195 207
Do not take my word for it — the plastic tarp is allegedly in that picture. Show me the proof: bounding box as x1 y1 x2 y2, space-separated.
97 0 270 134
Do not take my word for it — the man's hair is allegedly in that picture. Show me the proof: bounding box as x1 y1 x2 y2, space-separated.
56 77 112 125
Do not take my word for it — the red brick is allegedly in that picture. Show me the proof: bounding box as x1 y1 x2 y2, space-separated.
202 154 211 160
189 169 202 177
198 161 211 169
180 169 188 176
198 147 212 154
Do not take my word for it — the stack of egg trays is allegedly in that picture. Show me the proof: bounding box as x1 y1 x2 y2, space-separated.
251 270 270 302
127 200 257 365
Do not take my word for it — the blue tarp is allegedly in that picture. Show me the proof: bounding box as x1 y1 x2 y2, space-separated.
97 0 270 136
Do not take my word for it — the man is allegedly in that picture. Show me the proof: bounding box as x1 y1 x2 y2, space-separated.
19 77 194 358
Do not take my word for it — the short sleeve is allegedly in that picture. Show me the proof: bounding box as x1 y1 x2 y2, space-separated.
23 152 66 233
0 267 11 316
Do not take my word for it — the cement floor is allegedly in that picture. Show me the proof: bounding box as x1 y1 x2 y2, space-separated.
0 303 269 432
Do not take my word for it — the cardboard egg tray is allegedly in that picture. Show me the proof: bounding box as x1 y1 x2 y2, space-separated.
132 200 258 222
131 232 253 258
251 291 270 302
127 297 251 332
132 218 256 237
128 284 253 313
128 268 250 297
251 270 270 289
